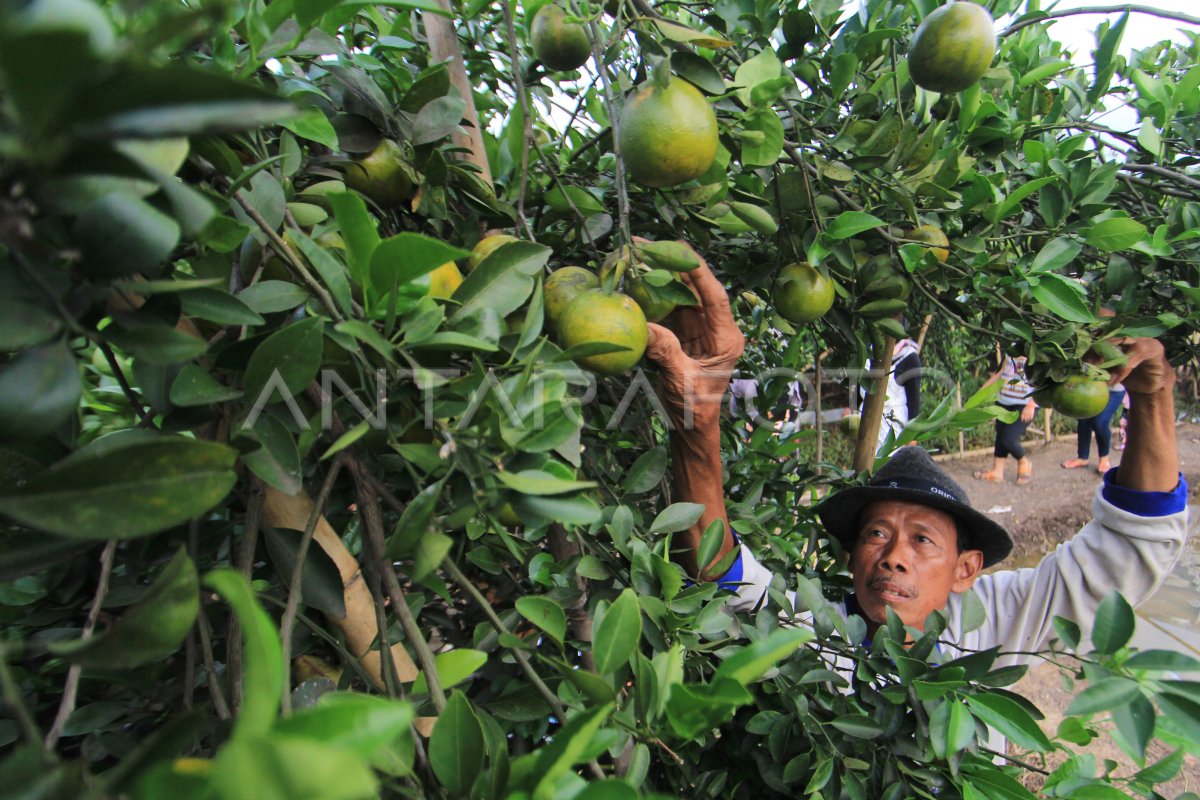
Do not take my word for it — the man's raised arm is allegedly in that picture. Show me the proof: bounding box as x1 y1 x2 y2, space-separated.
642 244 744 579
1109 338 1178 492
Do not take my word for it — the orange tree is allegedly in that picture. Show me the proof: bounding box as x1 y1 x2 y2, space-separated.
1 0 1199 797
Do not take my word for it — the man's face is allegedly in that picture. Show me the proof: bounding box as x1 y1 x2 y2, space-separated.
849 500 984 631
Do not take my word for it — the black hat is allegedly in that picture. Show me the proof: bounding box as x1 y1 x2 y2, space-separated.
815 446 1013 568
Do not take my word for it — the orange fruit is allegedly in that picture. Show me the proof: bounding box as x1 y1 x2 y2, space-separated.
859 256 912 300
617 78 718 189
531 4 591 72
468 234 519 271
557 290 648 374
544 266 599 323
1049 376 1109 419
624 276 676 323
907 225 950 263
773 262 834 324
342 139 415 208
907 2 996 94
427 261 464 299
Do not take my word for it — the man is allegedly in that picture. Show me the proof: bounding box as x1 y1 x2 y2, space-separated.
644 247 1188 664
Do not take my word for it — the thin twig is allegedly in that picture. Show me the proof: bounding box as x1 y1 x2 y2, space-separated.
500 0 536 240
45 540 118 750
230 193 344 322
1000 4 1200 38
228 478 265 713
97 342 156 426
280 457 346 715
982 746 1050 775
353 466 447 713
575 0 633 250
441 557 606 781
195 598 232 720
0 646 50 762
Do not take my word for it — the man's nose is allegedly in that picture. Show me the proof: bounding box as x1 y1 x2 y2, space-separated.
879 538 910 572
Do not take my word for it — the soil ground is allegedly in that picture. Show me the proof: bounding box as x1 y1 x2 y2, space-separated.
936 420 1200 792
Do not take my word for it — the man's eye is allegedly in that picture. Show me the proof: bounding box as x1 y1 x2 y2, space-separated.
865 528 886 539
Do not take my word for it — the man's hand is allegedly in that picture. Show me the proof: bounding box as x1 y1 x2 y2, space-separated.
1104 338 1178 493
1107 338 1175 396
643 242 744 429
1020 401 1035 423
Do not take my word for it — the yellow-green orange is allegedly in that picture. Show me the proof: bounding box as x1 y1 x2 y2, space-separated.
468 234 519 271
908 225 950 263
907 2 996 94
531 4 591 72
859 256 912 301
544 266 599 323
1049 376 1109 419
427 262 464 299
618 78 718 189
841 413 861 437
624 277 676 323
343 139 415 208
558 290 648 374
773 262 834 324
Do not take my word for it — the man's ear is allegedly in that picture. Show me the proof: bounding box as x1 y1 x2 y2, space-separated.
952 549 984 592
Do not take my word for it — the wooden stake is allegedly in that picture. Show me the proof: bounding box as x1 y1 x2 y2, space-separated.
853 335 896 473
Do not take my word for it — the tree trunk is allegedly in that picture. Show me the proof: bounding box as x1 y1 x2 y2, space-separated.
423 1 493 186
853 335 896 473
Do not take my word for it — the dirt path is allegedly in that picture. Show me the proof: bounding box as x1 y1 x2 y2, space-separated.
938 420 1200 568
937 421 1200 791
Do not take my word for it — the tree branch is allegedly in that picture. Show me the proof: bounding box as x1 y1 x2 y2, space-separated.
280 457 346 715
45 540 118 750
1001 4 1200 38
0 645 49 761
500 0 536 240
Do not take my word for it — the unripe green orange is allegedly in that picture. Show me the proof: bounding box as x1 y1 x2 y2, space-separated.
531 4 591 72
558 290 648 374
907 2 996 94
618 78 718 189
773 262 835 324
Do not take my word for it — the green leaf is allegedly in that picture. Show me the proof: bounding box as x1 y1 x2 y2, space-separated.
824 211 884 240
428 691 485 797
412 96 466 145
50 548 198 669
990 177 1056 222
370 233 470 291
593 588 642 676
648 502 705 534
714 628 813 685
695 518 726 574
327 192 380 290
515 596 567 644
74 193 180 278
0 340 82 438
1124 649 1200 672
450 242 549 323
386 484 440 559
180 288 265 326
170 364 243 406
496 469 597 495
280 106 338 149
652 19 731 47
1029 273 1093 323
107 324 208 365
203 569 283 739
236 280 311 313
274 693 415 776
263 527 346 618
412 649 488 695
243 317 324 402
1064 677 1141 717
946 701 975 753
210 735 378 800
289 229 353 317
411 530 452 583
830 714 883 738
670 51 725 95
1112 692 1154 763
531 703 616 800
1157 692 1200 742
0 436 236 539
1031 237 1082 273
624 447 667 495
239 413 302 495
1092 590 1134 654
965 693 1051 752
1087 218 1148 252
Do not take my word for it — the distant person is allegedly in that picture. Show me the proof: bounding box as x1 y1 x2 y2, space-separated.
728 376 758 438
861 334 922 454
1062 384 1126 474
974 354 1038 485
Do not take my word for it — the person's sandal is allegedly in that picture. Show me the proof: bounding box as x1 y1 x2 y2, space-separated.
1061 459 1089 469
974 469 1004 483
1016 463 1033 485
